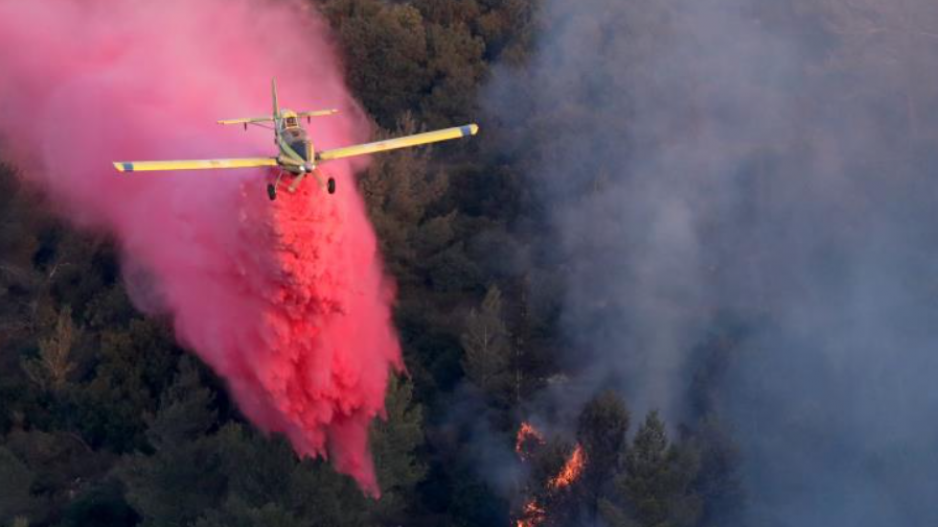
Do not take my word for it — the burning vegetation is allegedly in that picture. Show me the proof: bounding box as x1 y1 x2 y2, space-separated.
515 421 546 461
547 444 585 491
514 422 587 527
516 501 546 527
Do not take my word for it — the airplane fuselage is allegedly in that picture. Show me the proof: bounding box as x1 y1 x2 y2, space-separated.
271 112 335 197
276 115 316 175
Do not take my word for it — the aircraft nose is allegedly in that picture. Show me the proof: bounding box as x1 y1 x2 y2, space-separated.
304 162 315 172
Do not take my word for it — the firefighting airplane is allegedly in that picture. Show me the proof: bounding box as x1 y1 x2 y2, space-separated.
113 79 478 200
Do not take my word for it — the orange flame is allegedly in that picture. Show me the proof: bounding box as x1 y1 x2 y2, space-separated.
515 500 546 527
516 421 546 460
548 444 585 490
513 421 588 527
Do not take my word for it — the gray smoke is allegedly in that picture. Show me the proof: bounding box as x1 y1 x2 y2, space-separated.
484 0 938 524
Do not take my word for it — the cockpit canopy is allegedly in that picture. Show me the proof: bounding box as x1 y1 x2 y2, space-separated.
282 110 299 129
282 126 313 161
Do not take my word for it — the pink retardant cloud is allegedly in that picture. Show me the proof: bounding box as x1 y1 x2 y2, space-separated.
0 0 401 495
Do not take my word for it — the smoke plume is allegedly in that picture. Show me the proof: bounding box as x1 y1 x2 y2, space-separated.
0 0 400 495
487 0 938 523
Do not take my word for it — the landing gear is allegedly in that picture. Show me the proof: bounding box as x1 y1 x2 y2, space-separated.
268 170 285 201
265 173 335 200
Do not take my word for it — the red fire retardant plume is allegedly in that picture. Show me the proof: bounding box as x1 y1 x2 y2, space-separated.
0 0 401 495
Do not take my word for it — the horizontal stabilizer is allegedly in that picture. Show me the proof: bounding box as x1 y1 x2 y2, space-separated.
298 109 339 119
113 157 278 172
316 124 478 162
217 116 274 126
218 110 338 126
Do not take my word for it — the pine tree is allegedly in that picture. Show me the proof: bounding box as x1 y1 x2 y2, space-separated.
368 374 427 524
460 285 512 405
75 320 179 452
604 412 702 527
21 306 77 393
321 0 432 127
686 416 744 527
284 457 369 527
193 422 370 527
576 390 630 521
420 21 486 127
211 424 296 509
118 358 224 527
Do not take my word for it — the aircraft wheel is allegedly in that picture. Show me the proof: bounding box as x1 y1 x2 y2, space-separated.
267 183 277 201
327 177 336 194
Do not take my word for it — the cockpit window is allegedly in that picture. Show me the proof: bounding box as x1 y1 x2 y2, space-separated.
289 141 309 161
285 116 298 128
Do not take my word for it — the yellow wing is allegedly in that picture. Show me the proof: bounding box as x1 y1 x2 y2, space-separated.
113 158 278 172
316 124 478 162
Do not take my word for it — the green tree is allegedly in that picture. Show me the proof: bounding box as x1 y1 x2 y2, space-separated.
603 412 701 527
358 116 443 282
212 422 368 525
576 390 630 521
195 423 369 527
425 240 483 293
323 0 432 127
460 285 512 404
420 22 486 127
686 416 744 527
685 323 746 527
368 374 427 524
119 357 224 527
75 320 178 452
212 424 295 509
2 427 110 526
284 457 369 527
476 0 540 63
21 306 77 393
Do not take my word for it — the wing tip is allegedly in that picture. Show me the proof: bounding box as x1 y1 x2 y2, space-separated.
462 124 479 137
113 162 132 172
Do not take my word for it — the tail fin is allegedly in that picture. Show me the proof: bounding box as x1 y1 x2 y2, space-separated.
272 78 281 120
